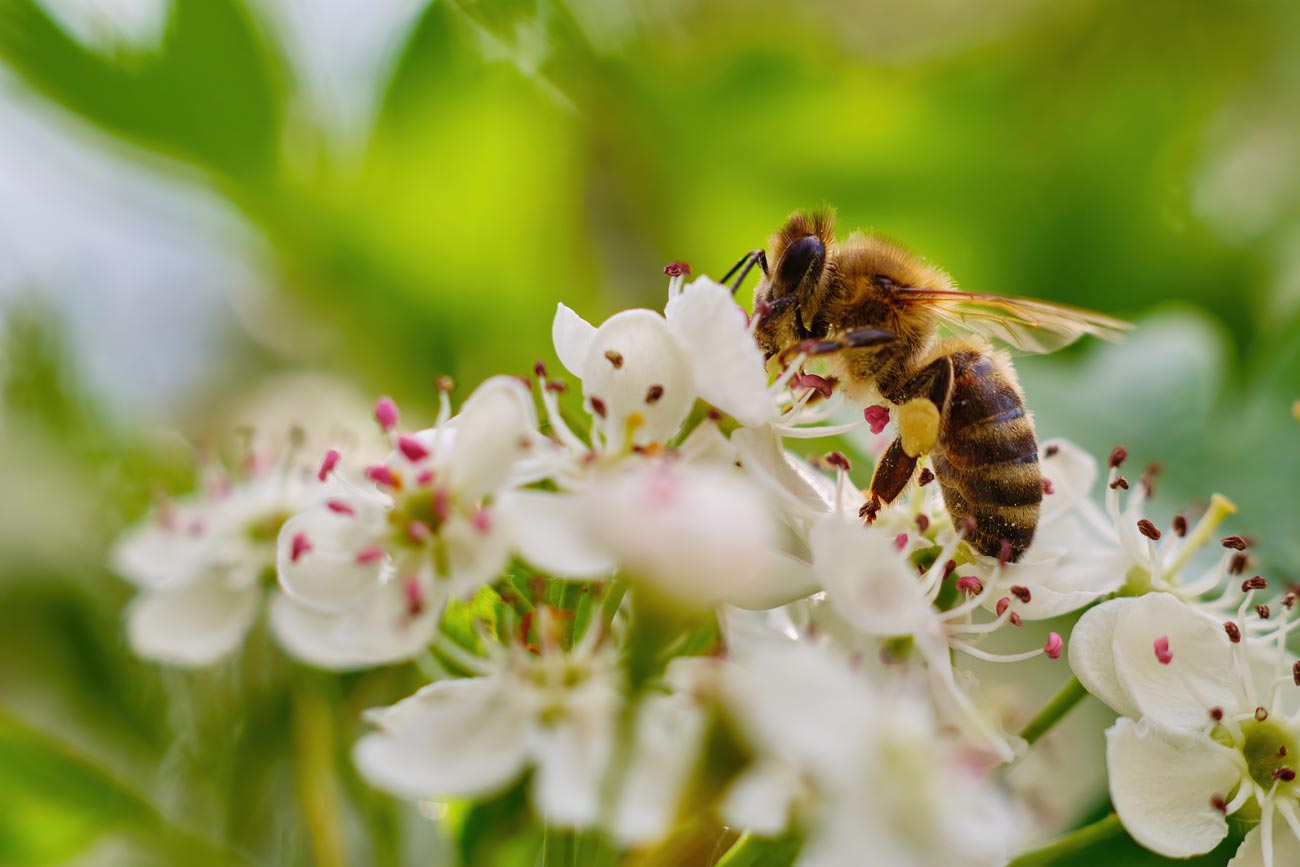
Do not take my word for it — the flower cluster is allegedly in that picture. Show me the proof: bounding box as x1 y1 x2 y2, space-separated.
110 268 1294 865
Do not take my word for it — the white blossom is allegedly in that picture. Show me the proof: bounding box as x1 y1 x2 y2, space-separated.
110 444 325 666
721 642 1016 867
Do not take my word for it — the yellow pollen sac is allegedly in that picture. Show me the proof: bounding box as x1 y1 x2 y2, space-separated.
898 399 940 458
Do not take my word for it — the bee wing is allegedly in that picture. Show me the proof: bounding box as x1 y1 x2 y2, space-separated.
899 288 1131 354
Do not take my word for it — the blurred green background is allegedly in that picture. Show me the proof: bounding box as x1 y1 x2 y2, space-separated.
1 0 1298 864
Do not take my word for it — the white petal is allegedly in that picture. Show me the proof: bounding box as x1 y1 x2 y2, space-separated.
494 490 616 580
1113 592 1236 730
276 503 387 613
581 310 695 446
269 583 440 670
665 278 776 426
732 426 849 522
441 514 512 599
676 419 737 466
110 509 221 589
610 692 707 844
1106 717 1237 858
812 518 931 638
1228 820 1300 867
448 376 537 501
126 580 259 667
552 303 597 378
530 698 614 828
354 676 532 800
725 549 822 611
579 460 777 606
1067 598 1141 718
1037 437 1099 524
720 760 800 836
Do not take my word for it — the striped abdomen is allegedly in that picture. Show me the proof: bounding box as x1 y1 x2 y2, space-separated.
929 350 1041 561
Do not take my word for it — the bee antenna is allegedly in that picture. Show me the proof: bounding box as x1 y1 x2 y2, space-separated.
723 249 767 295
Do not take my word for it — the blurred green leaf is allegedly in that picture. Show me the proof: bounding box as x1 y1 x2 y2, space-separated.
0 0 282 183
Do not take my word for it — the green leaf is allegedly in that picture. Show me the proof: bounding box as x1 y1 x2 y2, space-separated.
0 0 283 183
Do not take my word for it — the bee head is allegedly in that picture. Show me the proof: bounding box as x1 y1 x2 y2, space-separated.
751 209 837 356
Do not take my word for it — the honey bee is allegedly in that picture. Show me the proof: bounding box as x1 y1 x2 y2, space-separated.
734 210 1130 562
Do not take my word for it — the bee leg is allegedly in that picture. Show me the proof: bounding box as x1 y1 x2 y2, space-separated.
897 398 941 458
867 438 918 505
791 328 898 361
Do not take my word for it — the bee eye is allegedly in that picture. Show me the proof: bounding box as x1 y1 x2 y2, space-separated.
777 235 825 290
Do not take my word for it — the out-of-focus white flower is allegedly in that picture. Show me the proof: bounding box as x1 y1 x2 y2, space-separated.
721 643 1016 867
110 443 324 666
811 517 1063 761
579 459 784 608
1074 591 1300 865
37 0 168 52
354 611 619 829
275 379 548 667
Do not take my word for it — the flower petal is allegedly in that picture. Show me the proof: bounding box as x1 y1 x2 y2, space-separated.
720 760 801 836
581 310 695 446
269 583 440 670
126 580 259 667
812 518 931 638
494 490 616 580
441 514 512 599
1227 819 1300 867
530 703 614 828
354 676 532 800
109 510 221 589
610 691 707 845
1106 717 1237 858
1067 597 1141 719
276 503 387 613
1113 593 1236 730
448 376 538 502
726 549 822 611
552 303 597 378
664 278 776 426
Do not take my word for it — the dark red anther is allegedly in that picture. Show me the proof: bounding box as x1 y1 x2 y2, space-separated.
1010 585 1032 604
1224 621 1242 643
918 467 935 487
864 405 890 435
825 452 852 472
645 384 665 405
1293 661 1300 687
1109 476 1130 490
435 375 456 393
794 373 834 399
1211 794 1227 814
1257 707 1270 722
1172 515 1188 537
1242 576 1268 592
943 560 958 578
1041 477 1055 495
1108 445 1128 468
533 360 548 378
998 538 1014 565
589 396 607 418
1273 767 1296 782
1230 552 1249 575
1209 707 1224 722
604 350 624 369
545 380 568 393
1044 444 1060 458
1222 535 1247 550
663 261 691 277
1137 519 1161 540
915 513 930 533
1257 604 1271 620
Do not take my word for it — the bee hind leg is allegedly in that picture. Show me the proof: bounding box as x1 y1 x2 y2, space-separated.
867 438 918 507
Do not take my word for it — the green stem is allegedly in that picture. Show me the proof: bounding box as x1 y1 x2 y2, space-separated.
714 832 755 867
1019 676 1088 747
1008 813 1124 866
292 680 349 867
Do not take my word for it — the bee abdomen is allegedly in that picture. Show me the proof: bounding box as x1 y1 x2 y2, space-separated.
932 352 1041 561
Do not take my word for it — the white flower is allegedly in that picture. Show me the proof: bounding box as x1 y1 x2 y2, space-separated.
721 643 1016 867
354 613 619 829
547 275 782 456
1073 593 1300 865
275 378 544 667
594 458 819 609
110 445 324 666
811 516 1063 761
